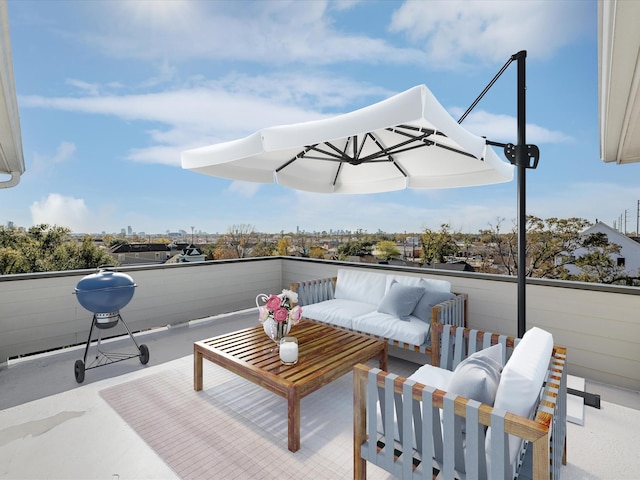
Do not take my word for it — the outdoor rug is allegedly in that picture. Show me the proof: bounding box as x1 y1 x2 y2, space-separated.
99 357 412 480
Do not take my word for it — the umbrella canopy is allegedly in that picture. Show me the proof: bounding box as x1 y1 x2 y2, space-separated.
181 85 514 193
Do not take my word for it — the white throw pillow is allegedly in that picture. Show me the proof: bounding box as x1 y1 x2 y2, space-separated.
447 344 503 407
411 279 457 322
377 280 425 320
486 327 554 471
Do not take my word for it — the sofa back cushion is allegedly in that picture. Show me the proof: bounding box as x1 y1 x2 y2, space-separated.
385 274 451 294
486 327 554 470
334 268 387 306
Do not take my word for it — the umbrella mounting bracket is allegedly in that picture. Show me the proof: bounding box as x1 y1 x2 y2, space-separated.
504 143 540 169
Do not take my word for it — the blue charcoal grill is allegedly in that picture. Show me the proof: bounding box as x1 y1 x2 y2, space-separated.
73 267 149 383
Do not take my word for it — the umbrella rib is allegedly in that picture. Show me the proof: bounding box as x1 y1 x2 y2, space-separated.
275 125 481 178
365 132 407 177
386 126 479 159
275 145 318 173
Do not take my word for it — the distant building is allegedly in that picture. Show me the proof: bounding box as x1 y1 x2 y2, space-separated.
565 221 640 277
173 244 206 263
431 261 475 272
108 243 171 265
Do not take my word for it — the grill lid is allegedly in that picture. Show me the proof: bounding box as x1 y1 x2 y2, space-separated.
74 268 136 314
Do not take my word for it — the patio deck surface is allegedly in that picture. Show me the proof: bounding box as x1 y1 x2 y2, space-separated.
1 310 639 479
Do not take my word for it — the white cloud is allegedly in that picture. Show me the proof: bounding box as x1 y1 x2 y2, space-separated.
389 0 592 68
61 1 422 66
65 79 100 96
30 142 77 174
18 74 393 167
126 144 184 167
228 181 262 198
30 194 91 232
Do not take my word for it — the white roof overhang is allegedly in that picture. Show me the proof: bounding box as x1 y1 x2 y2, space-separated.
0 0 24 188
599 0 640 164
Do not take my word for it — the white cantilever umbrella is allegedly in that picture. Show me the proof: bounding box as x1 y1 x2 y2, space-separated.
181 85 514 193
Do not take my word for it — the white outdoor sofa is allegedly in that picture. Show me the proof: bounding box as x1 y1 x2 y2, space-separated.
353 322 567 480
290 268 467 356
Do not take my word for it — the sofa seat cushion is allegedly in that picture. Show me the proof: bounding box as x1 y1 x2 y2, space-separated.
301 299 376 330
351 311 430 346
335 268 387 306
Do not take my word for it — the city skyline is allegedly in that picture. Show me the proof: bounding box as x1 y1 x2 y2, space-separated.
4 1 640 235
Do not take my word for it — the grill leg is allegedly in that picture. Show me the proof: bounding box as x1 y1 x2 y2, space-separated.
118 314 142 351
82 315 97 364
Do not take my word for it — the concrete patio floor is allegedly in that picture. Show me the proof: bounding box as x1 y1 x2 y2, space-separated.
1 310 639 479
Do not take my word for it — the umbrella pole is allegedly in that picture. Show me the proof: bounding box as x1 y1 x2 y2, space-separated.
515 51 527 338
459 50 539 338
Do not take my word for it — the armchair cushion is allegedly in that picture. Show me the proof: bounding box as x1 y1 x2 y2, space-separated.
487 327 554 469
407 363 454 391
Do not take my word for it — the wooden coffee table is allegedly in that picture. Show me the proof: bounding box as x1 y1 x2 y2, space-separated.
193 319 387 452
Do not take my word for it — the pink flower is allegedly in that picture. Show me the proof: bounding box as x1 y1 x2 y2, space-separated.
273 307 289 322
289 305 302 324
266 295 282 311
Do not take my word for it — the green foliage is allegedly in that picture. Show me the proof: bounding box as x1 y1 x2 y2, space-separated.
420 224 459 265
375 240 401 260
108 237 129 247
0 224 117 274
337 240 373 259
309 247 326 259
199 243 217 260
251 241 277 257
276 237 289 256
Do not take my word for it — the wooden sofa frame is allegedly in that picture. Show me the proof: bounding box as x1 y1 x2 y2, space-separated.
290 276 468 356
353 322 567 480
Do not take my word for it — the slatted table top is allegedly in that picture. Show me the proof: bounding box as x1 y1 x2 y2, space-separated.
194 319 387 396
193 319 387 451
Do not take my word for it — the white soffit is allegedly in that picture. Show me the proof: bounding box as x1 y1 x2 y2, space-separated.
599 0 640 164
0 0 24 188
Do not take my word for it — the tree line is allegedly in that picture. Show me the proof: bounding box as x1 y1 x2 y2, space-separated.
0 224 114 274
1 218 638 286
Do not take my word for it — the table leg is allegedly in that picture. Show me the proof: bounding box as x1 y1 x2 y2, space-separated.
194 348 203 391
287 386 301 452
379 343 388 371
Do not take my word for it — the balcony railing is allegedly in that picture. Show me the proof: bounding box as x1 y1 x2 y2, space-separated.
1 257 638 391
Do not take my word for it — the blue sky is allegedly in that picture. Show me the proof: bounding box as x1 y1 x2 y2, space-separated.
4 0 638 235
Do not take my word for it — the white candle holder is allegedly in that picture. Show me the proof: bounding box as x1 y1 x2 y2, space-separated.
279 336 298 365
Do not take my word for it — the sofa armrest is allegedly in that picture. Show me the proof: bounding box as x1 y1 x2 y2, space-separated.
430 292 467 327
290 277 337 306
